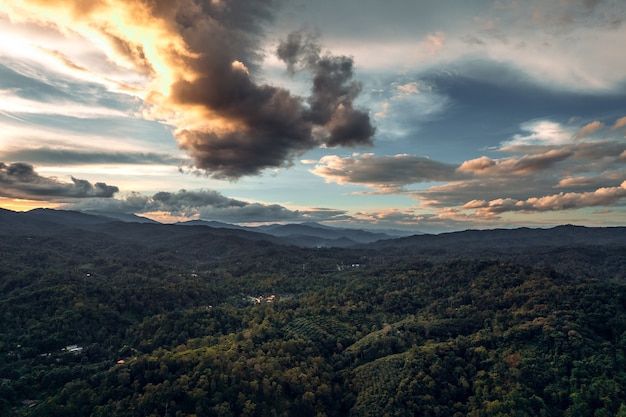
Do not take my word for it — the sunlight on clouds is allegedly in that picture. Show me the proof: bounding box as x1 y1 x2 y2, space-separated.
139 210 200 224
0 0 196 98
410 31 446 61
374 102 389 120
354 207 428 226
309 122 625 228
612 116 626 132
502 120 573 147
393 82 421 99
0 14 147 94
0 1 624 232
3 1 370 180
0 17 47 59
461 181 626 216
458 149 572 176
575 121 605 140
0 196 61 211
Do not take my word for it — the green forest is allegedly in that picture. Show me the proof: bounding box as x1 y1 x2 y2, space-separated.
1 220 626 416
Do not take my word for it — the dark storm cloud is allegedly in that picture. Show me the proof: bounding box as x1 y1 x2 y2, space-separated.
0 162 118 200
276 30 376 147
174 88 316 178
148 1 375 179
276 30 321 74
5 0 375 180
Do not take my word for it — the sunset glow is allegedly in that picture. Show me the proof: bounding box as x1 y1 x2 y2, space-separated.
1 0 624 232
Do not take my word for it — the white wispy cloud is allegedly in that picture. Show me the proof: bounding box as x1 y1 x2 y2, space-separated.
0 89 129 118
501 120 574 147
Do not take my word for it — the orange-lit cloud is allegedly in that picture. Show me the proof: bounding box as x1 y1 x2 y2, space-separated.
0 0 375 179
0 0 194 94
462 181 626 215
457 149 572 176
612 116 626 131
574 120 605 140
0 197 62 211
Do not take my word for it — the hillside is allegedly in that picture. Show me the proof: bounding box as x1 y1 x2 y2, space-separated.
1 208 625 416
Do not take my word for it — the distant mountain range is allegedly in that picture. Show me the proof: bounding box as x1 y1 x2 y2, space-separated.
1 208 624 252
175 218 413 247
0 208 415 248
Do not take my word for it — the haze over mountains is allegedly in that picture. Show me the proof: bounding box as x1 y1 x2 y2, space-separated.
1 208 414 248
2 207 625 254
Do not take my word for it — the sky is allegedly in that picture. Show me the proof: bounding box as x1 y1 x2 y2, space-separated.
0 0 625 233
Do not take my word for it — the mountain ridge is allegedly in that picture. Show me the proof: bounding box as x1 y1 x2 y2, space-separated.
1 208 624 250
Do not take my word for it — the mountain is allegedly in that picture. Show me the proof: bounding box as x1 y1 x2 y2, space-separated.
177 218 414 247
257 222 396 246
1 209 626 416
368 224 626 251
82 210 159 224
1 208 624 253
176 219 245 229
0 208 287 258
0 208 111 234
300 221 419 238
363 224 626 279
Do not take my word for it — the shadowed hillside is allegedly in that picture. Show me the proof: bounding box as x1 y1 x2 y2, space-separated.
1 209 625 416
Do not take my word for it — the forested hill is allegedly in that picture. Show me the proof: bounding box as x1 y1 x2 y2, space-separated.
1 208 626 416
369 224 626 250
2 207 625 251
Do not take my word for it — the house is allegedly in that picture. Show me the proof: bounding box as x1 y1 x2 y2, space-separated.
63 345 83 354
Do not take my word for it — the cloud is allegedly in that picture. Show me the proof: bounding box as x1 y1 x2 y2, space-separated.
0 147 183 166
418 138 626 209
374 102 389 119
0 162 119 200
352 208 431 228
311 153 461 192
411 31 446 59
503 120 573 147
462 181 626 215
574 120 605 139
307 118 626 222
612 116 626 131
1 1 375 180
393 82 421 99
0 83 129 119
276 30 376 147
457 149 572 176
69 188 351 224
364 77 448 140
555 169 626 189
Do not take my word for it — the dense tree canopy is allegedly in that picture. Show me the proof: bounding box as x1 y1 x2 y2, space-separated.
1 222 625 416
